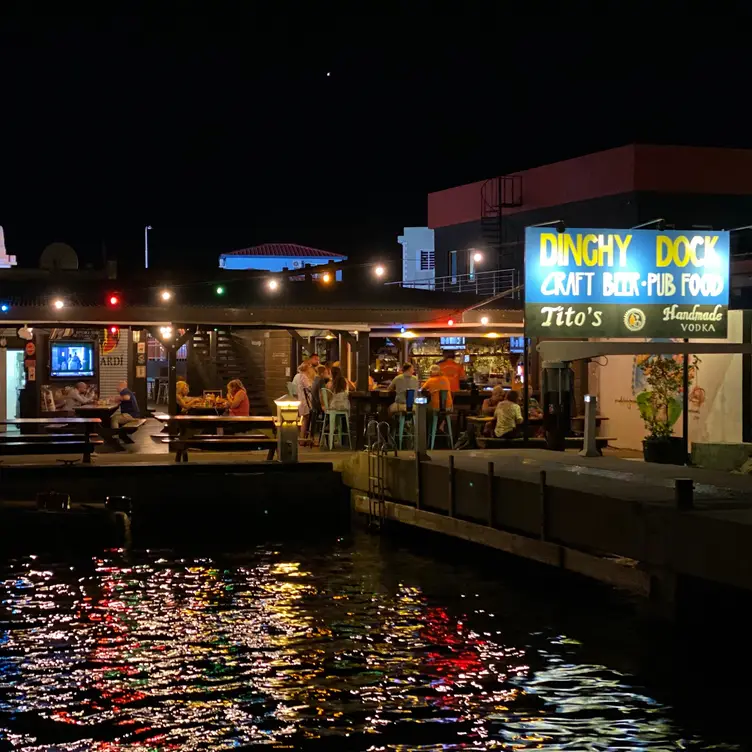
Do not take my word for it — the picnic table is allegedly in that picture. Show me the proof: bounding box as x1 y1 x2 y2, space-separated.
0 417 102 463
155 414 278 462
74 404 146 451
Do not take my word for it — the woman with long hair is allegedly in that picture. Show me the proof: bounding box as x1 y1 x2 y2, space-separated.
328 366 350 412
226 379 250 416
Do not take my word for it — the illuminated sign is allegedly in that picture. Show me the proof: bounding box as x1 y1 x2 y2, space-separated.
524 227 730 339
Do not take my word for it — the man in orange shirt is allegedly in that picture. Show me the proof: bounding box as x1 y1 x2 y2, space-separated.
422 365 453 410
437 351 466 392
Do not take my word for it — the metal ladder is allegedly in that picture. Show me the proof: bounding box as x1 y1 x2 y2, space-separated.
365 420 396 531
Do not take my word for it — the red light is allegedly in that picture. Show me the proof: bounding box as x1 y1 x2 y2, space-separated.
109 326 119 335
447 319 454 326
108 295 120 307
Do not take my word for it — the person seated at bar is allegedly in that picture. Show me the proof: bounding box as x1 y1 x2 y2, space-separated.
64 381 95 411
388 362 419 416
176 380 200 412
526 386 543 419
331 361 357 390
227 379 250 416
437 350 466 393
422 364 453 411
311 365 329 413
494 389 523 439
328 366 351 412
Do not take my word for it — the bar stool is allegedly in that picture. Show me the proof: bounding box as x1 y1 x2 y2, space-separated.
397 389 416 450
157 380 168 405
320 388 351 450
430 390 454 449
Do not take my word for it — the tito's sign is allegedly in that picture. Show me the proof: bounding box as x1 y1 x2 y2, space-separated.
524 227 730 339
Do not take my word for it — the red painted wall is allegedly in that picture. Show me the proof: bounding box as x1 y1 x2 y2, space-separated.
428 144 752 229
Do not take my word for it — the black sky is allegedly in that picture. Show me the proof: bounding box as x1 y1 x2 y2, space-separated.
0 10 749 270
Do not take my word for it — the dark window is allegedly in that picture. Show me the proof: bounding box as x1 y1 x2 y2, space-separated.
419 250 435 270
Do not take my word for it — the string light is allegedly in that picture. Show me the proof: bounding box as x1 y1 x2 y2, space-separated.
160 289 173 302
267 279 279 291
374 265 385 278
53 299 65 310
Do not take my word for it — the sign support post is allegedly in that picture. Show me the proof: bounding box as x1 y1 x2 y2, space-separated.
682 338 690 465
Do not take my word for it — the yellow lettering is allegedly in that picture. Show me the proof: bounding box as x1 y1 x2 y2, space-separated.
539 233 558 266
582 234 599 266
674 236 691 267
564 234 581 266
615 234 631 267
656 236 673 267
597 234 613 267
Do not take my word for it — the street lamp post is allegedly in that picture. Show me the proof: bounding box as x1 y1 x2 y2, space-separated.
145 225 152 269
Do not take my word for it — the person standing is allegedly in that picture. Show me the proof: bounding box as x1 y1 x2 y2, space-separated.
437 351 466 393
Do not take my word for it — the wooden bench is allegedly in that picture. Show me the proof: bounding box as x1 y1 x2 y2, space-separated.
0 417 102 463
121 418 147 434
163 434 277 462
0 437 104 458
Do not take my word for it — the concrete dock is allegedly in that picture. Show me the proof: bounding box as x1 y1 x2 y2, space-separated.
341 448 752 616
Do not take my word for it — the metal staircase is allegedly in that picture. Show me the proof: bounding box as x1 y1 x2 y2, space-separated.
191 329 269 413
480 175 523 291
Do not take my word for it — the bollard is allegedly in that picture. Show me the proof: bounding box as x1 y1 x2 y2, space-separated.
414 398 429 460
674 478 694 511
448 455 456 518
579 394 600 458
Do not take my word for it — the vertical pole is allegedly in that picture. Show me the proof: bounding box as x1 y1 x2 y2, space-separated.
144 225 150 269
682 339 690 465
356 331 370 392
522 336 529 444
168 335 178 415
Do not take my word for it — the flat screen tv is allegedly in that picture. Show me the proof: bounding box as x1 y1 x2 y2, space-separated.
50 341 96 379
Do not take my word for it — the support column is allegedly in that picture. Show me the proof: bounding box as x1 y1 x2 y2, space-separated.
129 328 148 417
338 332 356 380
356 331 370 391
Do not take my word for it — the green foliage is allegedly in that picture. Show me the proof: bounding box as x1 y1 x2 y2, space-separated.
638 355 698 440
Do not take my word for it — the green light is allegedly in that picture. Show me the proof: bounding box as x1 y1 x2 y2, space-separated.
215 286 225 295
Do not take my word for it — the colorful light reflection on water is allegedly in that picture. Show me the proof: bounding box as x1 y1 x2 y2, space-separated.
0 538 741 750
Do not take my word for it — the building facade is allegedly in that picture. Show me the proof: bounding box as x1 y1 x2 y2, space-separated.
397 226 435 288
219 242 347 275
428 144 752 288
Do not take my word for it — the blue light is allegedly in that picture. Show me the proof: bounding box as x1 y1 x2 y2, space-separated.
400 327 406 333
0 304 9 313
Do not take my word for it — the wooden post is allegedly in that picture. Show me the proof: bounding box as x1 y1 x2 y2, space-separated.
682 340 690 465
448 455 456 517
487 461 494 527
356 331 370 392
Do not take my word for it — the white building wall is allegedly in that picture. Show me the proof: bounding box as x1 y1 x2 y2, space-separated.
590 310 743 450
398 227 435 287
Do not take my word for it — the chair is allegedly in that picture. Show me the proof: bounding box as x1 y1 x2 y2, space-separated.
320 387 351 450
397 389 416 450
156 380 168 405
430 389 454 449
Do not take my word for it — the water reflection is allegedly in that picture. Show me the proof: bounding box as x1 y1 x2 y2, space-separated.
0 539 740 750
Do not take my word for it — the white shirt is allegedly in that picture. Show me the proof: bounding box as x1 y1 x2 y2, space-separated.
494 400 522 437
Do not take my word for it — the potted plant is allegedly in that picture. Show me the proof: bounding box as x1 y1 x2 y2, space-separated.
637 354 696 464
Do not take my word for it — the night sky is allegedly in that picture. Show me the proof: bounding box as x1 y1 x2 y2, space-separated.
0 12 748 271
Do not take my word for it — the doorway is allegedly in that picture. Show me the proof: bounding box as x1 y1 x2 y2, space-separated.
6 349 25 419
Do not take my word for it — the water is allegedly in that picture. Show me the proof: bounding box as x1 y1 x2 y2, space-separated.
0 533 742 750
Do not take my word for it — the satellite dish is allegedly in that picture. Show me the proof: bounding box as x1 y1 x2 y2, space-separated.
40 242 79 271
